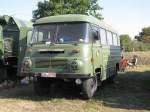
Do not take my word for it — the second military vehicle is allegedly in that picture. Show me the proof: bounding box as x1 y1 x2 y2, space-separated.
0 15 32 81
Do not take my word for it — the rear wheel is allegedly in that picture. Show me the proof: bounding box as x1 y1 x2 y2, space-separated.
82 77 97 99
107 66 118 83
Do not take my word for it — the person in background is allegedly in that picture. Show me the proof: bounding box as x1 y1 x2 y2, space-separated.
120 56 129 72
131 55 138 67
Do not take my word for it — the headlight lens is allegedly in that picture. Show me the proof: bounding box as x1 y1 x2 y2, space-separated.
69 60 83 71
22 58 32 71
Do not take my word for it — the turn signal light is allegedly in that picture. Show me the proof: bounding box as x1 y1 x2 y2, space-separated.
72 49 80 53
26 48 32 53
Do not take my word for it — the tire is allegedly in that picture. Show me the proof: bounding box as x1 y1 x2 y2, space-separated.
82 77 97 99
33 77 50 95
107 75 115 83
107 66 118 83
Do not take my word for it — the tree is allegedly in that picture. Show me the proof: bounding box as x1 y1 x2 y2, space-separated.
135 27 150 43
142 36 150 43
33 0 103 20
120 34 133 51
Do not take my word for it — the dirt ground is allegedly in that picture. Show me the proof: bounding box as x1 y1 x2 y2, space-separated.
0 65 150 112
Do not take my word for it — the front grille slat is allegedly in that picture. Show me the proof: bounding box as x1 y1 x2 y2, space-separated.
35 60 50 68
35 59 67 68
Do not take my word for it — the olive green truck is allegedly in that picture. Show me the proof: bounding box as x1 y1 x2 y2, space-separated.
0 15 32 81
21 14 121 99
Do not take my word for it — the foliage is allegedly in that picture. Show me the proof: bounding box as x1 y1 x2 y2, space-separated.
120 34 150 52
33 0 103 20
135 26 150 43
120 34 132 51
142 36 150 43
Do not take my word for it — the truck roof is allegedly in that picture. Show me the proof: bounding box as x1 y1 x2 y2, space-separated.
35 14 118 33
0 15 32 28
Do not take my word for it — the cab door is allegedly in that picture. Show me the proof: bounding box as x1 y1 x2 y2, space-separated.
90 25 103 78
99 28 109 81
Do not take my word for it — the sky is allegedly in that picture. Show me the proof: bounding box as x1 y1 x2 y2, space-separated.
0 0 150 38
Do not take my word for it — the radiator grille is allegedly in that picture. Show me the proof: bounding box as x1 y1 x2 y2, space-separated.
35 59 67 68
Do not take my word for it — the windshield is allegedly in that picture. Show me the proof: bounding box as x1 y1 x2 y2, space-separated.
31 22 89 44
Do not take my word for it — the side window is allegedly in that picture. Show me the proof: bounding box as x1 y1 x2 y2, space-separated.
100 28 107 45
91 25 100 43
107 31 113 45
113 33 118 46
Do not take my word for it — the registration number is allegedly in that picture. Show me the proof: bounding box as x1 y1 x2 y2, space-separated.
41 72 56 78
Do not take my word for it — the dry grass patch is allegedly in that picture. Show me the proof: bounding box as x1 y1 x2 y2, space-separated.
0 66 150 112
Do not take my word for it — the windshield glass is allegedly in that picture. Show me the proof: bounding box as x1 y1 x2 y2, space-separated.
31 22 89 44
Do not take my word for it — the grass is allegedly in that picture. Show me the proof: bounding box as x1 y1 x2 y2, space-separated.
0 65 150 112
125 51 150 65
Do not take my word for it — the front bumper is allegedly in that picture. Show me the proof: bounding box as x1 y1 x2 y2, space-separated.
20 72 91 79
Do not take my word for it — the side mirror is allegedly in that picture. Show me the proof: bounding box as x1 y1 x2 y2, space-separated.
92 31 99 41
27 31 32 45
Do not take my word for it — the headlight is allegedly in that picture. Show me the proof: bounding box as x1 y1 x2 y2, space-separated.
24 59 32 68
69 60 83 70
22 58 32 71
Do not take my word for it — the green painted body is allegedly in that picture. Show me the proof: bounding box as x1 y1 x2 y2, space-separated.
28 44 93 75
22 14 121 81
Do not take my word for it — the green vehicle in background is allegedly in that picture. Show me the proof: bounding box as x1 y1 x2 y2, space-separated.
0 25 4 62
21 14 121 99
0 15 32 81
0 24 4 82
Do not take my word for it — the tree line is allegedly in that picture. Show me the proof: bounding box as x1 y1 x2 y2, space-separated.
120 27 150 52
33 0 103 20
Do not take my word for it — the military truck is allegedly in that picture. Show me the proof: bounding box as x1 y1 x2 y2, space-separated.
21 14 121 99
0 15 32 81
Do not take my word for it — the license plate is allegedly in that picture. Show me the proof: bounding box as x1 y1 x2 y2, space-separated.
41 72 56 78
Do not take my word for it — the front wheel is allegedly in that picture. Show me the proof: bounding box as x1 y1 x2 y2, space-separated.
33 77 50 95
82 77 97 99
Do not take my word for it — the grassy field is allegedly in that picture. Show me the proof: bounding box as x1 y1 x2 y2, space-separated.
0 65 150 112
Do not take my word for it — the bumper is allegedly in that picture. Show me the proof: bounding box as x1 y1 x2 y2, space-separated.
20 72 91 79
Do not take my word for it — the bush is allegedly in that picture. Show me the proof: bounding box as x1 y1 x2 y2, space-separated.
124 41 150 52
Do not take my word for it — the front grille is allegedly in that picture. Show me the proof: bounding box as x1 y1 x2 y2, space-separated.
35 59 67 68
35 59 50 68
51 59 67 68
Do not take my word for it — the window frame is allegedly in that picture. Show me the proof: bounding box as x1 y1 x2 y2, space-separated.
100 28 107 45
106 30 113 45
90 24 101 44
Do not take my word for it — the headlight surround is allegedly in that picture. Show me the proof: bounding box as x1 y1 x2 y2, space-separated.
22 58 32 71
68 60 83 71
